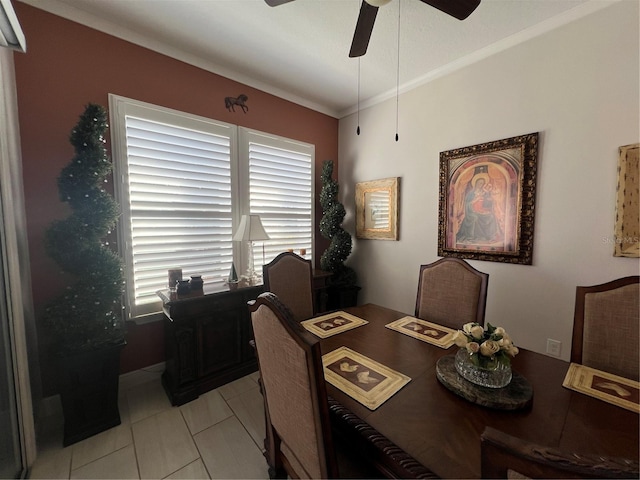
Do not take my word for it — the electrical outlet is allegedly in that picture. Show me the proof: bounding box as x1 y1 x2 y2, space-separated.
546 339 561 357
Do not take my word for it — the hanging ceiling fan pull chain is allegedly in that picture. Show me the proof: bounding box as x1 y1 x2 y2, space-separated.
395 0 401 142
357 57 361 135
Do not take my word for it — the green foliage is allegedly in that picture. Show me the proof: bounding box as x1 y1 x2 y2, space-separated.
43 104 125 354
319 160 357 286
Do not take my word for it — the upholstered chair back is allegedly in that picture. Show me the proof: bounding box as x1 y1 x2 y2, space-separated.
415 257 489 330
250 293 336 479
263 252 314 322
572 276 640 381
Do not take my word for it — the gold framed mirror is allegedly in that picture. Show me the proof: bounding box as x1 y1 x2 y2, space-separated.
614 143 639 257
355 177 399 240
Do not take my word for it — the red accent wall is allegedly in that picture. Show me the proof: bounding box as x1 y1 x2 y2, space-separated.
12 3 336 389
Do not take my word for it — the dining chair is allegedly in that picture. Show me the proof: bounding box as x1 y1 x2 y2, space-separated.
249 292 380 479
263 251 314 322
571 275 639 381
415 257 489 330
480 426 639 479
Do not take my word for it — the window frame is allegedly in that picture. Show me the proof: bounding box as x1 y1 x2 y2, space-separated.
109 94 315 323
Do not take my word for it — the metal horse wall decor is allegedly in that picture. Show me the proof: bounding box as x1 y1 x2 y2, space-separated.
224 94 249 113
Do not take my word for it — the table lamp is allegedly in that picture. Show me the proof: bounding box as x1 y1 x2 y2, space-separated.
233 214 270 285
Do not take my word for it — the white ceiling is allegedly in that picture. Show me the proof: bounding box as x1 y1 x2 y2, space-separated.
23 0 607 118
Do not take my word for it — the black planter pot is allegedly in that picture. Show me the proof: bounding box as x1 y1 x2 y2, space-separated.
58 340 126 446
326 285 361 310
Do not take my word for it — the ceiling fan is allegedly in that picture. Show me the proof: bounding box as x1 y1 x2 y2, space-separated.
265 0 481 58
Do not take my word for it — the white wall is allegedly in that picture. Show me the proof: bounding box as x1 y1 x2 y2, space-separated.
338 0 639 361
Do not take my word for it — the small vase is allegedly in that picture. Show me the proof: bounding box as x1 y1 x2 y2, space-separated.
189 275 203 291
176 280 191 295
454 348 512 388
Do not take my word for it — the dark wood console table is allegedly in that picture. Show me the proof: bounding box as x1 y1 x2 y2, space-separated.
158 284 263 406
158 269 332 406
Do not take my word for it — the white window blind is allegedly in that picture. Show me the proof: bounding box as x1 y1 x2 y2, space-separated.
110 97 315 322
110 95 237 319
240 129 314 272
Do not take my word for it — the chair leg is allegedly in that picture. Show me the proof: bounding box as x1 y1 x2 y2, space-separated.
266 424 287 479
258 376 287 479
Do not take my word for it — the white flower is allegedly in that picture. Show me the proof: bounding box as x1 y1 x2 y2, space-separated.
506 345 520 357
455 323 518 360
462 322 476 334
480 340 500 357
466 342 480 353
497 335 512 348
470 325 485 340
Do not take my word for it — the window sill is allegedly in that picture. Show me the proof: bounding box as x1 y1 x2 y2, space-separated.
127 311 165 326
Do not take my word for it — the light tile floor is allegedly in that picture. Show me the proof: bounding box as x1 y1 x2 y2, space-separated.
29 365 268 479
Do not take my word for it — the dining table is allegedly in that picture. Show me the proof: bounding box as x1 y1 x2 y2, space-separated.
300 303 640 479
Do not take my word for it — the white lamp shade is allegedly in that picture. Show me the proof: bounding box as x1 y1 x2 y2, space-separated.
233 214 270 241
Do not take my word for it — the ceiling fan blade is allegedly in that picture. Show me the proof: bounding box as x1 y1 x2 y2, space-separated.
420 0 481 20
349 1 379 58
264 0 296 6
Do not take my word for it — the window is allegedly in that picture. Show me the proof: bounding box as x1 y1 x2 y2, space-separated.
109 95 314 321
239 129 313 266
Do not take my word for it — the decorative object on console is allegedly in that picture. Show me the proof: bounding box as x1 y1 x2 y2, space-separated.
233 214 270 285
355 177 399 240
614 143 639 257
319 160 360 308
42 104 125 445
167 268 182 291
438 132 539 265
176 280 190 295
189 275 203 291
452 322 518 388
224 94 249 113
227 263 239 290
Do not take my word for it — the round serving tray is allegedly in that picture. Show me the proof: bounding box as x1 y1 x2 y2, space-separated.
436 354 533 410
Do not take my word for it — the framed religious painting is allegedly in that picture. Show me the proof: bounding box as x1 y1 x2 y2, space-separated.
438 133 539 265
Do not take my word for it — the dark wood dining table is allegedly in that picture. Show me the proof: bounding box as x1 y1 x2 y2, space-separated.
315 303 639 479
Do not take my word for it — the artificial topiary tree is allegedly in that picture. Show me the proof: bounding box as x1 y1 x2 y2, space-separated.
319 160 357 287
43 104 125 354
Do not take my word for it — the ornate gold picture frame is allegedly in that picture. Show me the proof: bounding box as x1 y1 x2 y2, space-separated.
355 177 399 240
614 143 639 257
438 133 539 265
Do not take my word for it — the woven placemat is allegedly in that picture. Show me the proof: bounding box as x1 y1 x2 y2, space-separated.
302 311 368 338
323 346 411 410
563 363 639 413
386 316 455 348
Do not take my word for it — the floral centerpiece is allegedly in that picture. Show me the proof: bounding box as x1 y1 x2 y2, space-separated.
452 322 519 388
